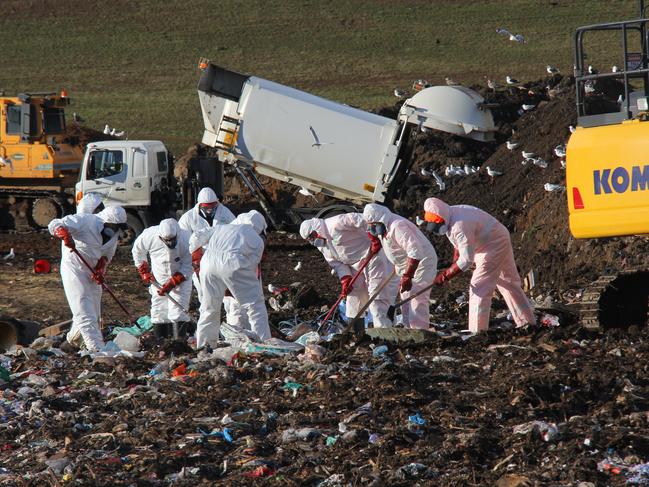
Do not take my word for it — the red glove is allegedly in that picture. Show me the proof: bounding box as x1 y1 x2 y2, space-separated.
433 263 462 286
340 275 354 296
158 272 186 295
367 232 382 255
452 247 460 263
54 226 75 249
92 256 107 285
191 248 204 276
399 258 420 293
138 261 153 284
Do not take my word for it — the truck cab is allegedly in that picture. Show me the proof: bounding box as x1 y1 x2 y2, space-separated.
75 140 175 241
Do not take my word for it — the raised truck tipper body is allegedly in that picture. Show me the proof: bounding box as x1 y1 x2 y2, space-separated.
196 63 496 223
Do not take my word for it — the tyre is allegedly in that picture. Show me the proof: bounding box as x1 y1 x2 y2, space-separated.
119 212 144 245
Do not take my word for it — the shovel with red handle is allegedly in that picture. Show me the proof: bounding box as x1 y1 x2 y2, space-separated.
317 249 376 334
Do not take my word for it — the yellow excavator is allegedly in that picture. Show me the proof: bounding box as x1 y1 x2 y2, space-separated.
0 91 84 228
567 0 649 329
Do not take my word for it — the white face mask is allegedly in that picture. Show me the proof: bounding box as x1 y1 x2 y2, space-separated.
312 237 326 248
367 222 386 237
426 222 447 236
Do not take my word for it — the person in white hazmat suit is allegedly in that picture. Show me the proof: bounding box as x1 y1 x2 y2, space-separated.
362 204 438 329
191 210 270 348
48 206 127 351
178 187 235 302
132 218 193 339
299 213 397 327
76 192 105 214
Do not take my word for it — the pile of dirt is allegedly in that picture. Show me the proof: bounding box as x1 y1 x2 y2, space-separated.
61 122 117 151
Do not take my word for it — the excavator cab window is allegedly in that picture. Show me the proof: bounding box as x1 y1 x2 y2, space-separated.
87 150 124 179
43 107 65 134
5 105 21 135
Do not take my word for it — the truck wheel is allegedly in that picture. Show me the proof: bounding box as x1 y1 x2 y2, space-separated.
29 198 62 228
120 213 144 245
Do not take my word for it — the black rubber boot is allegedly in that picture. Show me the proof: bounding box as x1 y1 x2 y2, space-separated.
174 321 195 338
153 322 170 339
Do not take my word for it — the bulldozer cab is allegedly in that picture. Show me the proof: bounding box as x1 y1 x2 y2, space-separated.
0 92 82 181
567 2 649 238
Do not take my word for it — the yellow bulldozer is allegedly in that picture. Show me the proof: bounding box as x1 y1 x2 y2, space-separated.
567 0 649 329
0 90 84 228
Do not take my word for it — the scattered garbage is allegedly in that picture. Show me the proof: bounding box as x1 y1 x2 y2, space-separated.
513 420 559 442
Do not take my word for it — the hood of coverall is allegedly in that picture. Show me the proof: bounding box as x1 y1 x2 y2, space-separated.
299 218 330 241
362 203 398 229
97 206 127 224
197 187 218 204
76 192 104 214
234 210 267 235
423 198 451 224
158 218 179 239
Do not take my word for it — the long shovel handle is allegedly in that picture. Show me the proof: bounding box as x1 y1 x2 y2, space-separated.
70 248 135 323
318 249 376 332
150 278 191 315
386 280 437 321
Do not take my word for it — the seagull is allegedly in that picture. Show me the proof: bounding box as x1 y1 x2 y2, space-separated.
298 187 313 196
113 130 125 137
588 65 598 74
294 261 302 271
420 167 433 177
486 166 503 178
431 170 445 191
506 140 519 150
569 125 576 134
612 65 620 73
544 183 565 192
394 88 407 98
522 104 535 111
560 160 566 169
72 112 84 123
496 28 525 43
463 164 478 175
445 77 459 86
554 145 566 158
2 248 15 260
584 81 595 94
506 76 520 85
546 65 559 74
521 158 534 165
103 124 111 135
521 150 536 159
487 79 498 91
308 126 331 148
415 215 425 226
532 158 548 169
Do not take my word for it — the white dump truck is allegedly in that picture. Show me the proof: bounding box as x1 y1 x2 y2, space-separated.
197 61 496 224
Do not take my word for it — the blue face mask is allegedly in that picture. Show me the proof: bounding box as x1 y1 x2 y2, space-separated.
426 221 447 236
367 222 386 237
312 237 326 248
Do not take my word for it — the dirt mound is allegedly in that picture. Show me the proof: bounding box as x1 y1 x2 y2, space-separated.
61 123 117 151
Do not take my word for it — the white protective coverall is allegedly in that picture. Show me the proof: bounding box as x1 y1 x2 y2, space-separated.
178 187 235 302
424 198 535 332
131 219 192 324
48 206 125 351
76 192 104 214
193 211 270 347
362 204 437 329
299 213 397 327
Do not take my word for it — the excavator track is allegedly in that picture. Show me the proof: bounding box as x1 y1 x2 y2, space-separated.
580 268 649 330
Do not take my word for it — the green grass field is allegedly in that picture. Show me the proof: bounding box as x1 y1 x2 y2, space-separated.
0 0 640 154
